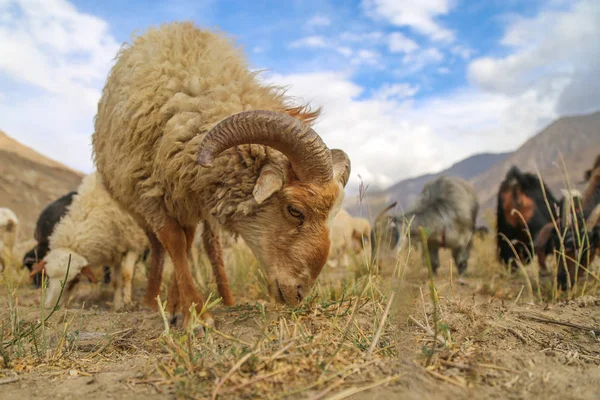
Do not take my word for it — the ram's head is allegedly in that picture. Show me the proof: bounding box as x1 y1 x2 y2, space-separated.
198 110 350 306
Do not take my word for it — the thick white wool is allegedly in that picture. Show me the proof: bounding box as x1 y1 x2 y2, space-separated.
43 172 148 307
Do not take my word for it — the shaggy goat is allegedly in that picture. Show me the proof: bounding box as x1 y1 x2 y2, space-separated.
30 173 148 309
372 177 479 276
496 166 559 268
91 22 351 328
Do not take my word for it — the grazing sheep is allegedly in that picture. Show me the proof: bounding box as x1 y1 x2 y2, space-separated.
372 177 479 276
22 191 78 287
496 166 559 268
91 22 351 328
327 209 371 268
30 173 148 310
0 207 19 254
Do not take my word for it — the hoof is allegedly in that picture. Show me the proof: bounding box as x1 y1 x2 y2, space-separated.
168 313 184 328
539 269 551 278
456 276 468 286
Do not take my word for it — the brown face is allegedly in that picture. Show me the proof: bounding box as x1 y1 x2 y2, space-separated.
501 184 535 227
237 179 343 306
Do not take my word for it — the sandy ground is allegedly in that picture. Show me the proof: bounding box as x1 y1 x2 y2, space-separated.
1 240 599 400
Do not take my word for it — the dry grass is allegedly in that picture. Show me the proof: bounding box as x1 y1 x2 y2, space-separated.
1 196 599 399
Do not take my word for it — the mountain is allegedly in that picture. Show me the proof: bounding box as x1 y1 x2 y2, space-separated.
0 130 84 240
472 111 600 212
344 152 510 219
346 110 600 224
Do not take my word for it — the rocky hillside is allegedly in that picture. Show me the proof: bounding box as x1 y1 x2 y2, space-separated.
0 130 84 240
347 110 600 223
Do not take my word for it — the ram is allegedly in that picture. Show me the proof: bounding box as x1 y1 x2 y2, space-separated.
91 22 350 328
30 173 148 310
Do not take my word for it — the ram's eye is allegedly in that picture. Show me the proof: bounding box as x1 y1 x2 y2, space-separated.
288 206 304 219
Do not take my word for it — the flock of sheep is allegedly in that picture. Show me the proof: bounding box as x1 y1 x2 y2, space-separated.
1 22 599 331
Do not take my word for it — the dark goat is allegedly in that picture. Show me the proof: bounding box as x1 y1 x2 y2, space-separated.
533 155 600 290
534 192 599 290
582 154 600 226
23 191 111 287
496 166 559 268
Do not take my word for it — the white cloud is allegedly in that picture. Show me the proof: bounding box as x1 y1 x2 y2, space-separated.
398 47 444 74
336 46 353 57
339 31 384 43
363 0 455 42
306 15 331 28
450 45 473 60
289 35 329 49
373 83 420 100
262 70 561 194
468 0 600 115
351 49 380 66
388 32 419 53
0 0 120 173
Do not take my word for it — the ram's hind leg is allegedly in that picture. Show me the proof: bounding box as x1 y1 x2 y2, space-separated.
158 219 212 330
202 224 234 306
144 230 166 311
166 225 197 325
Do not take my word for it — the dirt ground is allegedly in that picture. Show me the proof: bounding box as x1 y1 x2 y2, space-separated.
1 237 599 400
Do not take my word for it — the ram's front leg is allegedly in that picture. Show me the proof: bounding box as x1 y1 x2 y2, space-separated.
157 218 213 330
144 231 165 311
202 223 235 306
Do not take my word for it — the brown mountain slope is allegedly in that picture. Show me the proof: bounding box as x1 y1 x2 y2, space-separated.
0 130 84 240
472 111 600 212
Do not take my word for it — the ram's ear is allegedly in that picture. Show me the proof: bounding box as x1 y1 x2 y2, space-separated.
253 164 284 204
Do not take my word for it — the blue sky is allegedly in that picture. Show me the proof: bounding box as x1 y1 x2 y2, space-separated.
1 0 599 192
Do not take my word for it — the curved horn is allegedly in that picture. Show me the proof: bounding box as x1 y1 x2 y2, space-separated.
331 149 351 188
198 110 333 183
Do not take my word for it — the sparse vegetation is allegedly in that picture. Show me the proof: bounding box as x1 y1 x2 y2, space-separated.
1 201 599 399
